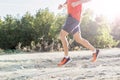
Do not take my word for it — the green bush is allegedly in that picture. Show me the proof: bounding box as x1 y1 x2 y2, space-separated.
0 8 119 52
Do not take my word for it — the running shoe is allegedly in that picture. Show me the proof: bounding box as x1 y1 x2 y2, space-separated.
92 49 100 62
58 57 71 66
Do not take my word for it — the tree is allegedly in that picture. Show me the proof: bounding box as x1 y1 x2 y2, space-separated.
95 16 118 48
0 15 18 49
49 14 65 39
18 12 37 46
80 10 118 48
0 17 2 27
33 9 55 51
34 9 54 41
111 17 120 47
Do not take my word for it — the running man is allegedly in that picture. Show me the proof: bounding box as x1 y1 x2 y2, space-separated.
58 0 99 66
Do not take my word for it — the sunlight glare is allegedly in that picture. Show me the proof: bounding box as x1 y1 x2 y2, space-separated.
86 0 120 22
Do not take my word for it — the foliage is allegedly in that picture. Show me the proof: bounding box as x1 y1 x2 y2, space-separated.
80 10 118 48
111 17 120 47
97 26 118 48
0 8 119 52
0 15 18 49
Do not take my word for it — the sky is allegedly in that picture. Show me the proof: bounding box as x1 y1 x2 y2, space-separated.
0 0 120 21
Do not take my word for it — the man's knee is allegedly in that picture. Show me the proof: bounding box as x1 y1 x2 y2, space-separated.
60 30 68 40
60 31 64 39
60 33 66 42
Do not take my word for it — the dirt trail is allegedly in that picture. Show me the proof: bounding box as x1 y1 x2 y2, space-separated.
0 48 120 80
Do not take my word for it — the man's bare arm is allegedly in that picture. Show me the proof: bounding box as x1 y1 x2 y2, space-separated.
79 0 91 3
72 0 91 7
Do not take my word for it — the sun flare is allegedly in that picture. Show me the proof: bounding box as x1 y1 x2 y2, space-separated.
85 0 120 22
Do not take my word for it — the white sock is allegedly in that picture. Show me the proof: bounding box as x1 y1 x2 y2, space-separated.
92 49 96 53
64 56 69 59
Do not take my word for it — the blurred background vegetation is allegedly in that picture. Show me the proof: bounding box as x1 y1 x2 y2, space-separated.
0 8 119 53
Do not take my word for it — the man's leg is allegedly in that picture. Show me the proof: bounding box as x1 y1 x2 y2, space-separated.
58 29 72 66
73 32 99 62
73 32 95 51
60 29 69 56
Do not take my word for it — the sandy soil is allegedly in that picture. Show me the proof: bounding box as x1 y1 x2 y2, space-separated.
0 48 120 80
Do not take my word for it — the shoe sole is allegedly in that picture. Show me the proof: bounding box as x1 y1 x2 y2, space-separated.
58 59 72 67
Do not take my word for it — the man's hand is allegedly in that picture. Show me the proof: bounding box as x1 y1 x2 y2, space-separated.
58 4 63 10
58 1 67 10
